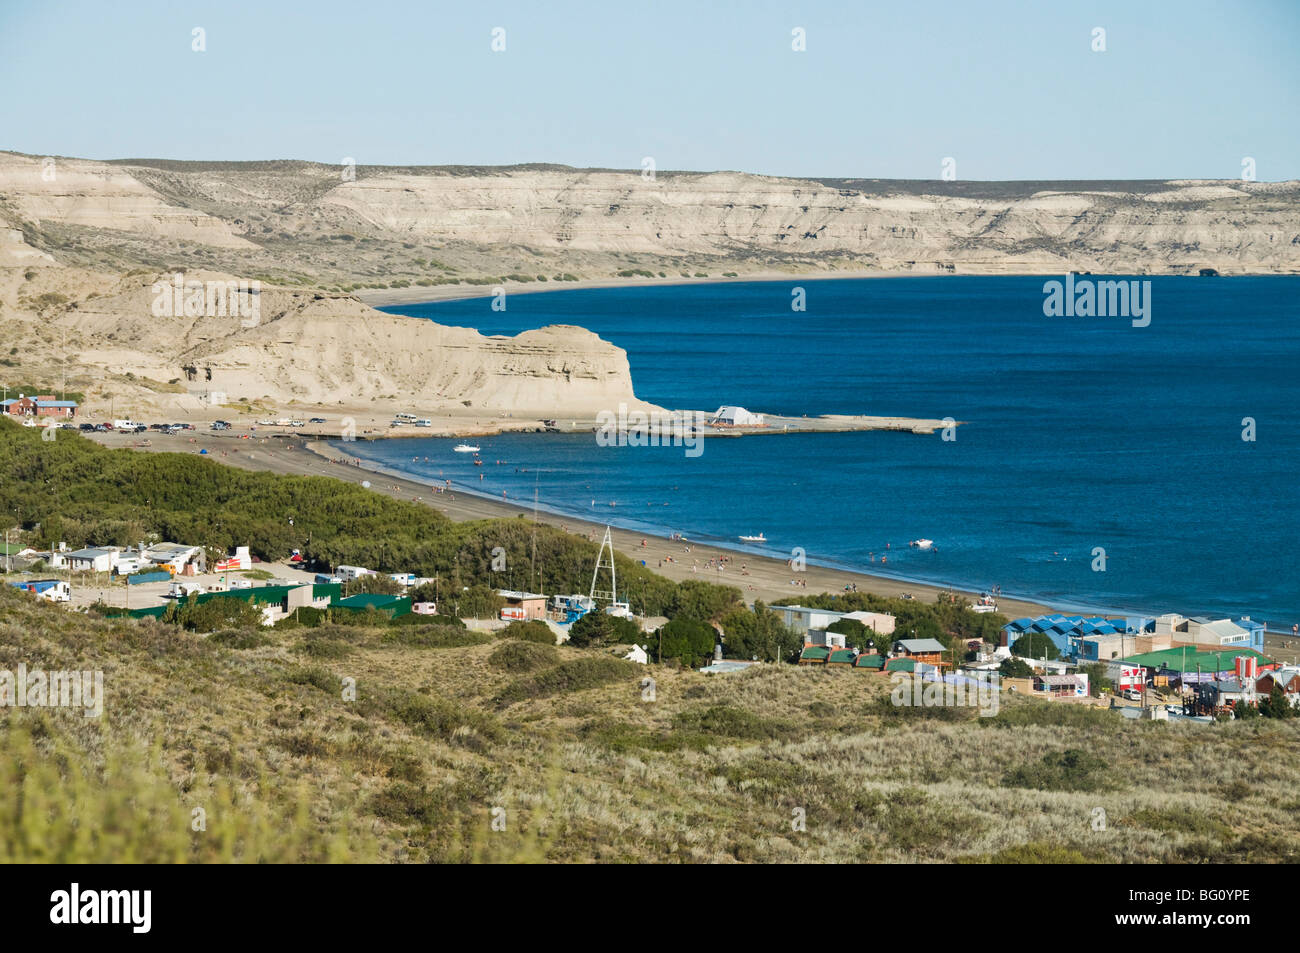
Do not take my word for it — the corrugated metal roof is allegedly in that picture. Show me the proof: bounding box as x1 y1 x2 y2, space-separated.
898 637 946 653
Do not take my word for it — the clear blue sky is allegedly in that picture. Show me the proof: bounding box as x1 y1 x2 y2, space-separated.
2 0 1297 180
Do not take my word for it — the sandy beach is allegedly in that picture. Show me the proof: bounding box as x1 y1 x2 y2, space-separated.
89 427 1056 619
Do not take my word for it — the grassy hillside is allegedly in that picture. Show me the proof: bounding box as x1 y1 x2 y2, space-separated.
2 584 1298 863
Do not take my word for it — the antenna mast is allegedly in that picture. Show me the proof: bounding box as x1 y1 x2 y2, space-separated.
589 526 617 606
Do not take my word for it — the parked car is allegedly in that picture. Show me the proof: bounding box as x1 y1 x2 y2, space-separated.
79 423 95 432
211 420 231 431
1122 689 1143 701
93 423 109 432
309 417 327 424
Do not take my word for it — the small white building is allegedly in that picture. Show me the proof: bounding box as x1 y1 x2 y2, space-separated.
841 610 897 637
8 579 71 603
145 543 206 575
773 604 848 637
708 406 764 427
623 644 649 665
805 628 848 649
66 547 117 574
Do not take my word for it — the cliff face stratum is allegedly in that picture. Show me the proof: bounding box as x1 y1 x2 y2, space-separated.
1 151 1297 418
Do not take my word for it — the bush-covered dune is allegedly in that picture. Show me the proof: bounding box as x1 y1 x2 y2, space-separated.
2 585 1298 863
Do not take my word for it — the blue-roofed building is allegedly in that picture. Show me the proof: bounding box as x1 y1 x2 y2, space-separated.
1004 613 1140 661
8 578 71 602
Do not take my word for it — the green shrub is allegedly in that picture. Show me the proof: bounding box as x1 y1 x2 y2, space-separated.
653 617 715 667
496 657 637 705
381 625 491 648
364 688 501 744
294 637 354 659
1003 748 1110 793
672 705 794 741
285 665 339 694
489 640 560 673
208 628 273 649
498 619 557 645
566 612 639 648
173 596 265 633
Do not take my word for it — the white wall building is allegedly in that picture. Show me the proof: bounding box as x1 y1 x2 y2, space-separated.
708 406 764 427
66 547 117 573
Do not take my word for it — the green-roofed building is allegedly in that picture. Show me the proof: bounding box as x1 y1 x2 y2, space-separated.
1122 646 1274 676
853 653 885 670
827 648 857 666
799 646 830 665
333 593 411 619
104 582 340 623
885 657 916 673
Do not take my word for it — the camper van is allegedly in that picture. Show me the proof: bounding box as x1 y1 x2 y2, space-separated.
113 419 142 431
335 565 374 581
167 581 205 599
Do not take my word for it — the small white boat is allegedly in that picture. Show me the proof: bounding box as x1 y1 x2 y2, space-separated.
453 444 480 453
910 538 935 550
738 534 766 543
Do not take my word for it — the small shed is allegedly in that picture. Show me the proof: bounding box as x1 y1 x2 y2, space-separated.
894 638 948 666
826 648 857 667
498 589 547 621
798 646 830 665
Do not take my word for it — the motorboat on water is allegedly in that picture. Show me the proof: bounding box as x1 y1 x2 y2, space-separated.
909 539 935 550
453 444 480 453
738 534 767 543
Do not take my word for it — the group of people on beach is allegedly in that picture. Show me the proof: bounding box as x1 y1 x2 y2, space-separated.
690 553 737 575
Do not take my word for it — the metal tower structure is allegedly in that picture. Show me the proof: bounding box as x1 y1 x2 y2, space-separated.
589 526 617 606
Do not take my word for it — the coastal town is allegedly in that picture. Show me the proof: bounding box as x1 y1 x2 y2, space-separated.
4 391 1296 724
7 511 1296 723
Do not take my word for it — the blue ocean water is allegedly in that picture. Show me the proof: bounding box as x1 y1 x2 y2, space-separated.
368 276 1300 623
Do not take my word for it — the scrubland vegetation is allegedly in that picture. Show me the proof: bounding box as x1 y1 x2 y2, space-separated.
3 421 1298 863
3 582 1299 863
